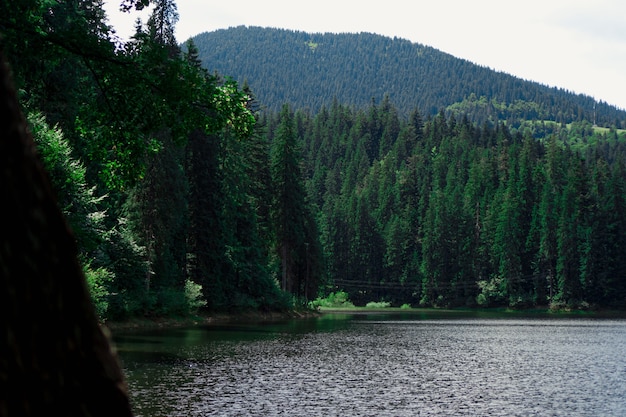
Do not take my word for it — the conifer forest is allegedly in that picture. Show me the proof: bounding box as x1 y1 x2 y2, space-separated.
2 1 626 321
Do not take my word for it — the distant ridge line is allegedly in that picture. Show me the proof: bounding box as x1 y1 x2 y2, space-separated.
191 26 626 128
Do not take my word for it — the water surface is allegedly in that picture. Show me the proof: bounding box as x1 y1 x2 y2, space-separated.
116 312 626 416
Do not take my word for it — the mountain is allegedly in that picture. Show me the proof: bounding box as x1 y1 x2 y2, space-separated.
190 26 626 128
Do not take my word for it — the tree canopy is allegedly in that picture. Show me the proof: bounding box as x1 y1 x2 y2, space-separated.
2 1 625 321
191 26 626 129
288 101 626 308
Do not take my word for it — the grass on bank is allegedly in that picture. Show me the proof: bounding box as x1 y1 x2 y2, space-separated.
309 291 410 311
309 291 626 317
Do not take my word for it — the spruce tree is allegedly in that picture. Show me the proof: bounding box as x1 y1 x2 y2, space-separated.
270 104 307 295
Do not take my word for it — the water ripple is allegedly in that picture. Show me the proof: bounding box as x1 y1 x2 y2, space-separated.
121 318 626 416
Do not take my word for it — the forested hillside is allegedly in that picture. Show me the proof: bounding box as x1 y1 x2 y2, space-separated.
192 26 626 128
2 1 625 321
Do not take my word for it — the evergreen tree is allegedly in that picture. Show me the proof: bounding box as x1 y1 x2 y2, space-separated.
270 104 308 296
185 130 226 309
555 161 584 304
147 0 179 48
28 112 105 258
124 134 188 315
602 161 626 305
490 140 537 306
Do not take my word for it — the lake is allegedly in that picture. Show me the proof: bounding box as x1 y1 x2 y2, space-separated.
114 311 626 416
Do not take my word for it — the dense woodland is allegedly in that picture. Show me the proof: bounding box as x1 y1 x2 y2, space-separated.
2 1 626 323
192 26 626 128
276 101 626 308
1 0 316 320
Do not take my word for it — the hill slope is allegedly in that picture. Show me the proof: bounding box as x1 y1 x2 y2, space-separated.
191 26 626 127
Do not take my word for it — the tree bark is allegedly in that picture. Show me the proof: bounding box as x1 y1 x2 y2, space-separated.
0 53 133 416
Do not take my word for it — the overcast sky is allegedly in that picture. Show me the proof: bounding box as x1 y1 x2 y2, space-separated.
103 0 626 110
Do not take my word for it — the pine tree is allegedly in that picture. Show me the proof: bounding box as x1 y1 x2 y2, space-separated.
491 154 525 305
124 134 188 314
146 0 179 48
185 130 226 309
555 161 584 304
270 104 308 295
603 161 626 305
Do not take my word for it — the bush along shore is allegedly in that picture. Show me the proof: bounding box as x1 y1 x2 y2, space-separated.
106 290 626 332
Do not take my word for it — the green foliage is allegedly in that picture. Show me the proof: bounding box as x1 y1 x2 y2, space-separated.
310 291 355 308
153 287 188 316
447 95 548 127
191 27 626 129
279 98 626 309
6 2 626 324
28 112 106 253
270 104 324 299
3 1 297 322
365 301 392 309
476 277 507 307
83 263 113 319
99 219 149 320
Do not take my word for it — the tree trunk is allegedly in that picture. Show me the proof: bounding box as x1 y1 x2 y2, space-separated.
0 54 133 416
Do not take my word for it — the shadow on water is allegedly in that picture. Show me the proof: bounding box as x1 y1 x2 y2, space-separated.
114 314 353 366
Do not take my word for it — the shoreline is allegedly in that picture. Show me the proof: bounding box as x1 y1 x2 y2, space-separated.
104 306 626 333
318 305 626 314
104 308 320 333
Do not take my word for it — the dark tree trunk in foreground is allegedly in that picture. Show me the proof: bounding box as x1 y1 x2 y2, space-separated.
0 54 133 416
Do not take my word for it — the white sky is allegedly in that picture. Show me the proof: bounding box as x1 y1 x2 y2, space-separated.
103 0 626 110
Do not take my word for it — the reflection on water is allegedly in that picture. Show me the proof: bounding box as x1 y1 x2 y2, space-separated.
115 312 626 417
